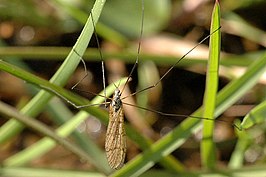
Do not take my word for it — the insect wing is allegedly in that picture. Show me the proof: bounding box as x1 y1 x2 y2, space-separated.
105 103 126 169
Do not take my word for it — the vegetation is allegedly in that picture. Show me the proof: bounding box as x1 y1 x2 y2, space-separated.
0 0 265 176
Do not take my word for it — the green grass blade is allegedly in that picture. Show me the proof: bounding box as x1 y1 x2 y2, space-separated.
201 0 221 168
0 167 105 177
110 52 266 176
0 0 106 144
229 100 266 168
228 128 251 169
240 100 266 129
0 46 259 67
53 0 128 46
223 12 266 47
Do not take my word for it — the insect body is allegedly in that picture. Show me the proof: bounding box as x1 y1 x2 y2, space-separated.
105 89 126 169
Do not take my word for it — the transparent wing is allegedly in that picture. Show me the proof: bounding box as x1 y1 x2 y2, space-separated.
105 104 126 169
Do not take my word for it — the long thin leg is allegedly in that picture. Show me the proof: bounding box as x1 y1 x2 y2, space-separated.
71 11 107 107
121 27 221 100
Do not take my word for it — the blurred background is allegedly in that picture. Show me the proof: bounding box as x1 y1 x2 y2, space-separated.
0 0 265 173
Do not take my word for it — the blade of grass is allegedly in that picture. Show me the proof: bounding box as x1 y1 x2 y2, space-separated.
110 52 266 176
228 127 252 169
0 167 105 177
229 100 266 168
240 100 266 129
52 0 127 46
0 0 106 144
201 0 221 169
0 46 259 67
223 12 266 47
141 166 266 177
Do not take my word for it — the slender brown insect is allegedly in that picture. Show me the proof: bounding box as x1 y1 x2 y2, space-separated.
101 0 145 169
105 88 126 169
70 8 130 168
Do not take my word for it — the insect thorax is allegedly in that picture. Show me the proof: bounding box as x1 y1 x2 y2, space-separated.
111 88 122 112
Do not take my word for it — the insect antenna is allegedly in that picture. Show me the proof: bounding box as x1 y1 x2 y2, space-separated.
71 11 108 107
121 26 221 100
122 102 241 131
120 0 145 95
